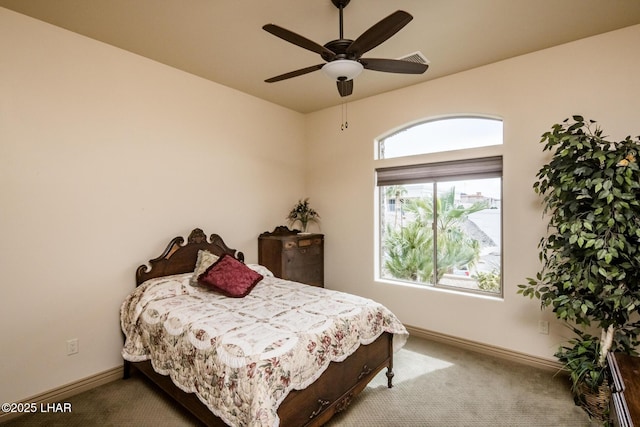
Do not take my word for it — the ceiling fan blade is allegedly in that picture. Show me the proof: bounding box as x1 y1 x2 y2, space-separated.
361 58 428 74
336 79 353 97
346 11 413 57
263 24 336 59
265 64 325 83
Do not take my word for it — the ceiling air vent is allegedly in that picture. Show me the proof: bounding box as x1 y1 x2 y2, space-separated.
397 51 430 65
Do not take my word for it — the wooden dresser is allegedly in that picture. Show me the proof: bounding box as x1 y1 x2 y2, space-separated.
609 352 640 426
258 226 324 287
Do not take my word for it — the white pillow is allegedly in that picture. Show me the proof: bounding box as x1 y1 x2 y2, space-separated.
190 250 219 287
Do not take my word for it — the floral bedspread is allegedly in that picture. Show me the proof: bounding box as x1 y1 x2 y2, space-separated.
120 271 408 427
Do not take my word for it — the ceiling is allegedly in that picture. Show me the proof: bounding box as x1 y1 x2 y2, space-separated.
2 0 640 114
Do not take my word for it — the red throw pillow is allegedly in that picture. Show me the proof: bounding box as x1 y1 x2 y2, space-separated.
197 253 263 298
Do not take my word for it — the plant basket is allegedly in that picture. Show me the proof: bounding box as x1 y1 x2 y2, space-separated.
574 381 610 424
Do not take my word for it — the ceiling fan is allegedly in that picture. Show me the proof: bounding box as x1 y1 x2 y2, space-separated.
263 0 428 97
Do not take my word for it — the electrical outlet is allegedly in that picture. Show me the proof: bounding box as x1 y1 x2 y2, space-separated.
538 320 549 335
66 338 79 355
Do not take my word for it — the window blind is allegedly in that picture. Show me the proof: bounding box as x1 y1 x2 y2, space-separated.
376 156 502 186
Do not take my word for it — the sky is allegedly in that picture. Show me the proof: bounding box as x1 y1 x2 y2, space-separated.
380 116 503 159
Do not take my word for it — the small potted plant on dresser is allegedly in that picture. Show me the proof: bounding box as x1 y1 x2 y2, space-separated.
259 199 324 287
285 197 320 234
518 116 640 425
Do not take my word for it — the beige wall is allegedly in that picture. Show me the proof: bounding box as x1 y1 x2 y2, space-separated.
0 8 305 404
306 24 640 360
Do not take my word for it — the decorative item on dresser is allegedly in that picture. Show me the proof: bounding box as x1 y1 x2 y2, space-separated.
258 226 324 287
286 197 320 234
608 352 640 426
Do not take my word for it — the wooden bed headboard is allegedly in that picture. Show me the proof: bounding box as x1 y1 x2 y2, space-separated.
135 228 245 286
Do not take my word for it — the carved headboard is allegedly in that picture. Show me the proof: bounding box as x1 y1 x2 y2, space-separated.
135 228 245 285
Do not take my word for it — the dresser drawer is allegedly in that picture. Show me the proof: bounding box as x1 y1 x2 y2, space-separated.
283 237 322 249
258 227 324 287
284 245 321 265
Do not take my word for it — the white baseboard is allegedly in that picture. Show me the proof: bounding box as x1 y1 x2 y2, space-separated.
405 325 564 373
0 366 122 422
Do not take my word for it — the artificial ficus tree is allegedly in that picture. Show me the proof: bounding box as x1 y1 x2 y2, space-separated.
519 116 640 401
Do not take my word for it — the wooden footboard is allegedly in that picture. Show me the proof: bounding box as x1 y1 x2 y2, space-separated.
279 332 394 427
126 332 394 427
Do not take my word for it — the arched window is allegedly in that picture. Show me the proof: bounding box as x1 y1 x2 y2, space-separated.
378 116 502 159
375 116 503 296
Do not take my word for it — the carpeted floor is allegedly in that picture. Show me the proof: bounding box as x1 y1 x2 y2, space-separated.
2 336 596 426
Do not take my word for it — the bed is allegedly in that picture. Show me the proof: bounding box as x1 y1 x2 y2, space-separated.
120 228 408 426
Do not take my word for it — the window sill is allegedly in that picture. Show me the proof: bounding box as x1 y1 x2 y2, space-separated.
374 278 504 301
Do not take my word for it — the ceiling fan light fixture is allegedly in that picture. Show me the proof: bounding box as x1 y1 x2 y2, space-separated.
322 59 363 81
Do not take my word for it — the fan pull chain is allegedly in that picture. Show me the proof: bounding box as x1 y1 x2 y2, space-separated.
341 102 349 131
